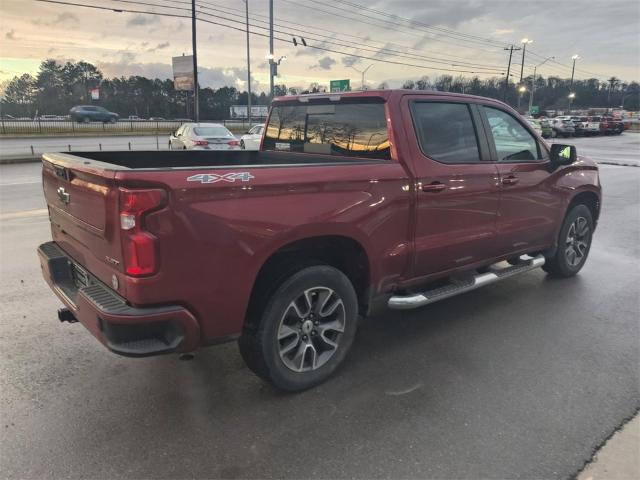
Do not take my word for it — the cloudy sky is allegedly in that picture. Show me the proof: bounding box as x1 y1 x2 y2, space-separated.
1 0 638 92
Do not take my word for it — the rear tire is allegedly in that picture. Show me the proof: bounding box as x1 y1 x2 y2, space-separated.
239 265 358 392
543 204 594 278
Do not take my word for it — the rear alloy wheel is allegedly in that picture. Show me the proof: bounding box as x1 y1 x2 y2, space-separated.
543 204 594 277
239 265 358 391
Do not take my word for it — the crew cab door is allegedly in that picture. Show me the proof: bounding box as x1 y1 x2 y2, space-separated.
401 96 501 278
479 105 561 256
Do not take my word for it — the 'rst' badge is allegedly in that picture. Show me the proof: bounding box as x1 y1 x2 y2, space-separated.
187 172 255 184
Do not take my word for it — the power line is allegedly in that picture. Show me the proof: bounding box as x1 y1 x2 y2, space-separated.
106 0 503 71
32 0 505 75
197 0 505 66
278 0 507 55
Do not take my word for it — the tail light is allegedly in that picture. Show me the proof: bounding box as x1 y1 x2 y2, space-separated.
227 139 240 147
193 140 209 146
119 188 166 276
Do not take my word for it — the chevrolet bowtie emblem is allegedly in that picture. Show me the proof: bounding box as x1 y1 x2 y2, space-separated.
57 186 70 205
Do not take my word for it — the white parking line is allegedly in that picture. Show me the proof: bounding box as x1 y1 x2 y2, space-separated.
0 181 41 186
0 208 48 220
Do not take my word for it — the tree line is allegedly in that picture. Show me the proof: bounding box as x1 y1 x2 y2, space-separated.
1 59 638 119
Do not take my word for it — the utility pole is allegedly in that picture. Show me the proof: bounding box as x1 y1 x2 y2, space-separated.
503 45 521 102
245 0 252 127
269 0 274 98
191 0 199 122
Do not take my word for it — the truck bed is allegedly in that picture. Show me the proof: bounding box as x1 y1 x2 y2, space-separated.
48 150 387 170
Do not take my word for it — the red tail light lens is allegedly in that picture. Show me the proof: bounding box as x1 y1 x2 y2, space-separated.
194 140 209 146
227 139 240 147
119 188 165 276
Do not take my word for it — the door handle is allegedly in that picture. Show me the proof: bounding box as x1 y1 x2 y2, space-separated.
421 181 446 193
501 175 519 186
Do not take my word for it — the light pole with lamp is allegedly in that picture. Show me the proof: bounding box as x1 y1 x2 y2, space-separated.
243 0 252 127
266 54 287 95
529 56 554 114
517 85 527 112
568 93 576 114
349 64 373 90
568 54 580 113
519 38 533 83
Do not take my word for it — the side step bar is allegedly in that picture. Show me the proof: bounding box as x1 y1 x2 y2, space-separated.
388 254 545 310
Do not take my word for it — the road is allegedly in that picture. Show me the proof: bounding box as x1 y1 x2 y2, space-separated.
1 160 639 479
549 133 640 166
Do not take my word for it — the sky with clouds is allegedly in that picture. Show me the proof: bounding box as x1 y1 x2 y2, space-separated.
1 0 638 92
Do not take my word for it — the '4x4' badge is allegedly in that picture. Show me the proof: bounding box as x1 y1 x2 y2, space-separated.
187 172 254 184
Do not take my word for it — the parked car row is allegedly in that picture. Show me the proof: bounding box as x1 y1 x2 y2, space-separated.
530 115 626 138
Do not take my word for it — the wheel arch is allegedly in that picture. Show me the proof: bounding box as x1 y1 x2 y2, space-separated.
568 189 601 225
245 234 372 328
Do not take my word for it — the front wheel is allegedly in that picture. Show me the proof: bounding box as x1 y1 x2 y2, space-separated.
239 265 358 391
543 204 594 278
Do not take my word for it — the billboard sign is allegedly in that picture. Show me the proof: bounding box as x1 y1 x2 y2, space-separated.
172 55 194 91
90 88 99 100
329 79 350 92
229 105 269 119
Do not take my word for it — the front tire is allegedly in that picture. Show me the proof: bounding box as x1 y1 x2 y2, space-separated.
239 265 358 392
543 204 594 278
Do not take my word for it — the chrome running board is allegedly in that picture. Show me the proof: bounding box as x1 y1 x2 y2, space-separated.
388 254 545 310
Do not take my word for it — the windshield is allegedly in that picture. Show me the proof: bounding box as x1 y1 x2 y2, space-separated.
193 127 233 137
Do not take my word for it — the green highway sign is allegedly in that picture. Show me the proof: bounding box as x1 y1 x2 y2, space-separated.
330 79 350 92
530 105 540 114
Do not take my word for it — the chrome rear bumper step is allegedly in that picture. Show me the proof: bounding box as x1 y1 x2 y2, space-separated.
388 254 546 310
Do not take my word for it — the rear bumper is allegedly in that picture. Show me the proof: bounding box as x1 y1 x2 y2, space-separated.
38 241 200 357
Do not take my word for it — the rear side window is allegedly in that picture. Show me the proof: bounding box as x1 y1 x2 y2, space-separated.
484 107 540 162
263 102 390 159
410 102 481 164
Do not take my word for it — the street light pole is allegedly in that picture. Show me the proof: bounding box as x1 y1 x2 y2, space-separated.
350 64 373 90
529 56 554 114
269 0 274 98
244 0 252 127
568 55 580 114
519 38 533 83
191 0 199 122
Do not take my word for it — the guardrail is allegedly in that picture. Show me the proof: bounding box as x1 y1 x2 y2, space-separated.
0 118 261 135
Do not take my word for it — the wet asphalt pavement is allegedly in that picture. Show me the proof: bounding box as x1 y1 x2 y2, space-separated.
0 146 639 478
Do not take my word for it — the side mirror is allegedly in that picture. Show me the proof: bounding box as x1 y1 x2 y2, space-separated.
550 143 577 166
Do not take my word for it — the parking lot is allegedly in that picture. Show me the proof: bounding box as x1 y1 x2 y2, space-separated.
1 135 638 478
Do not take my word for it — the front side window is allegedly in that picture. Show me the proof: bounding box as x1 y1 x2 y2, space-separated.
484 107 540 162
411 102 481 164
263 102 390 159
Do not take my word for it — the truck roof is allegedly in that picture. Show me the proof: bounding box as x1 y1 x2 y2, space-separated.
273 89 498 105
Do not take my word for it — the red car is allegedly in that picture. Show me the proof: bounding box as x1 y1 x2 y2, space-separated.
38 90 601 391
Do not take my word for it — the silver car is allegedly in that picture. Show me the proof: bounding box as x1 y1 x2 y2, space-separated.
169 123 240 150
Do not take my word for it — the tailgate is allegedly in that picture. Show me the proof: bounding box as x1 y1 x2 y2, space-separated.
42 153 122 289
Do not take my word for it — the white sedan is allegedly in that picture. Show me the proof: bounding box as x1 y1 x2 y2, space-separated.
169 123 240 150
239 124 265 150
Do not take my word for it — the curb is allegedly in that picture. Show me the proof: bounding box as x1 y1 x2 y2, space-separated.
0 156 41 165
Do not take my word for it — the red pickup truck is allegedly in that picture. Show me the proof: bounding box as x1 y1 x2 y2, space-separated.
38 90 601 391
